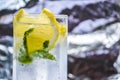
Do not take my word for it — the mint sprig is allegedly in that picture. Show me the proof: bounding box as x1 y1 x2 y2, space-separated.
18 28 56 64
18 28 34 64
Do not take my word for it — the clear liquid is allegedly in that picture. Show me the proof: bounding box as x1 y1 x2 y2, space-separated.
13 38 67 80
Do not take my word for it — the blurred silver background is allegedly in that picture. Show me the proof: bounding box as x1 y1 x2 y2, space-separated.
0 0 120 80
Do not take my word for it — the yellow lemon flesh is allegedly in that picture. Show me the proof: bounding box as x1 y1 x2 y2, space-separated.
27 25 55 53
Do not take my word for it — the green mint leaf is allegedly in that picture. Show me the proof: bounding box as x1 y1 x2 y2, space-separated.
43 40 49 49
23 28 34 53
18 54 33 64
18 47 33 64
32 50 56 60
43 52 56 60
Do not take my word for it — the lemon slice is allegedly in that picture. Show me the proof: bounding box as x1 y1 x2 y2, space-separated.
14 9 58 53
14 8 66 54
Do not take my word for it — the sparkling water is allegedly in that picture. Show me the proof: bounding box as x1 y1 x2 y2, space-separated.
13 39 67 80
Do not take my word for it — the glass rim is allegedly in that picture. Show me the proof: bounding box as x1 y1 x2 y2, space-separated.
14 13 68 18
14 14 68 25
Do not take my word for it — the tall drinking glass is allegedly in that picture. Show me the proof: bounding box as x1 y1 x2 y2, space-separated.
13 14 67 80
